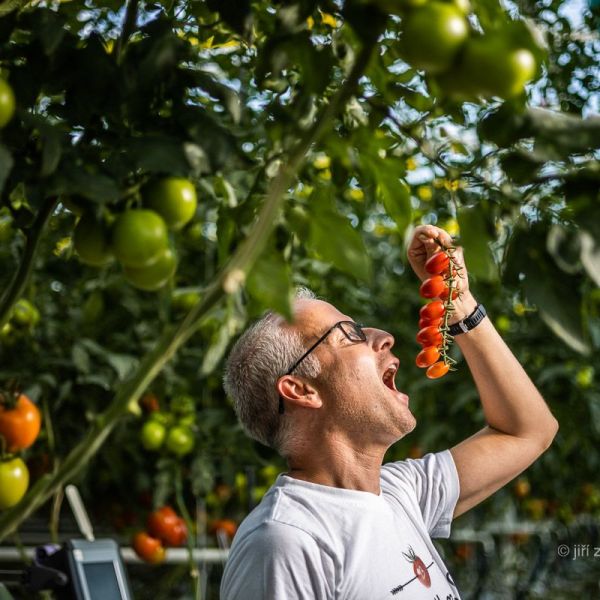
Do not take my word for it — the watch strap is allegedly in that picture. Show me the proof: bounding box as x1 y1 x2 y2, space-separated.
448 304 487 336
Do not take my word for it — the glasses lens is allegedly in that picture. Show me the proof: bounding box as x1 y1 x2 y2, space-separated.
340 322 366 341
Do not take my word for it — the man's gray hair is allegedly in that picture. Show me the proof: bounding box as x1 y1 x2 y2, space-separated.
223 287 321 454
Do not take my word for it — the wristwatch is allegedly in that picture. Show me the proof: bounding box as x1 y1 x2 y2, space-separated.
448 304 487 336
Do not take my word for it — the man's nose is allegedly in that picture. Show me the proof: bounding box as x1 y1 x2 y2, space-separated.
367 328 395 352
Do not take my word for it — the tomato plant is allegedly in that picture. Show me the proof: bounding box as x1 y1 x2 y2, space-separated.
143 177 198 231
415 346 441 368
111 210 169 268
0 78 15 128
147 506 187 547
0 393 41 452
419 276 446 299
132 531 166 564
0 457 29 510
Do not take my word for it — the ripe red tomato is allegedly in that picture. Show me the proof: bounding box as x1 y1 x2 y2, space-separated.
419 276 446 299
426 361 450 379
147 506 188 547
418 316 443 330
415 346 440 368
132 531 166 564
0 393 42 452
208 518 238 539
425 251 450 275
420 300 445 320
439 287 459 302
416 326 443 347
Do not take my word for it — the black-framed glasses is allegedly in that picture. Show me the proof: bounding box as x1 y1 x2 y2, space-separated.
278 321 367 414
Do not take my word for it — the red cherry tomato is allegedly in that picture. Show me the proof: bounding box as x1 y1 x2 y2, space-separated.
419 316 443 330
425 251 450 275
147 506 188 547
419 276 446 299
439 287 459 301
426 361 450 379
132 531 166 564
419 300 446 320
416 326 443 347
415 346 440 368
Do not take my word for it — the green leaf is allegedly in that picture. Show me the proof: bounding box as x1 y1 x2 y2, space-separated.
247 250 293 320
41 128 62 177
0 144 13 195
307 189 371 282
126 136 191 175
457 206 497 281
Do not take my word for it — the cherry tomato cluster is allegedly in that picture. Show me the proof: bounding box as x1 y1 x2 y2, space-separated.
132 505 188 564
415 246 461 379
139 393 195 457
0 390 42 510
0 298 41 346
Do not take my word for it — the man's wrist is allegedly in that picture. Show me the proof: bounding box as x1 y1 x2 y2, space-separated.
447 292 478 325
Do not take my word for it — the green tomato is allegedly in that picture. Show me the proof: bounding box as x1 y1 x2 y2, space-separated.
0 78 16 129
111 209 169 268
459 35 537 99
12 299 40 328
140 420 166 451
0 457 29 509
149 411 173 427
143 177 198 231
171 291 200 312
576 366 594 389
165 425 194 457
399 3 469 73
73 214 114 267
123 247 177 292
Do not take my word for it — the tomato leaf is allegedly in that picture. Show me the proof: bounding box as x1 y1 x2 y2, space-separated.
457 206 497 281
247 250 293 321
0 144 13 195
306 189 371 283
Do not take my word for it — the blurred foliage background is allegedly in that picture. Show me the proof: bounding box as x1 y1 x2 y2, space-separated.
0 0 599 597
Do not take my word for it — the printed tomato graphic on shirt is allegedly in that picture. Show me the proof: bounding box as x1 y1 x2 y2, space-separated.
402 546 431 588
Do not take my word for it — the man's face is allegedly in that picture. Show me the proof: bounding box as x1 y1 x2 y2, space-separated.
288 299 416 446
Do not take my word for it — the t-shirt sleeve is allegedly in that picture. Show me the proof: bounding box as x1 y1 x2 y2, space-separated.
220 521 335 600
381 449 460 538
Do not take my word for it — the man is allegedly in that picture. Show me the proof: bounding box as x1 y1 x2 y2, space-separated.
220 225 558 599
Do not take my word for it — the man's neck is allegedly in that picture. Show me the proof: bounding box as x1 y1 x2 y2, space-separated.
285 434 387 495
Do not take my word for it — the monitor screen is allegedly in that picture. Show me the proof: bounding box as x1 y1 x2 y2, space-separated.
82 562 122 600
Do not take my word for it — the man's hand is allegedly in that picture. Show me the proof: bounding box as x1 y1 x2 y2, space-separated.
406 225 476 323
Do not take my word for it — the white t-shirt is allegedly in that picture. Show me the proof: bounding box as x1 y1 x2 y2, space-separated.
221 450 461 600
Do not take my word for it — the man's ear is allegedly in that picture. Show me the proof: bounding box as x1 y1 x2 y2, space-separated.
276 375 322 410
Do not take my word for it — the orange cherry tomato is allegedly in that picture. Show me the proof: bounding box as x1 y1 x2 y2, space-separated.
426 361 450 379
419 300 446 320
416 326 443 347
419 276 446 299
419 316 443 330
416 346 441 368
0 393 42 452
425 251 450 275
132 531 166 564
